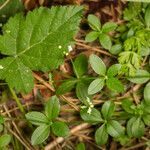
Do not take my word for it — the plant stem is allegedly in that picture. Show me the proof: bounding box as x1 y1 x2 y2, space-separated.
9 87 25 114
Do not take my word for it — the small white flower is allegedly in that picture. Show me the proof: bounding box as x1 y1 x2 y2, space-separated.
68 45 73 52
81 106 87 109
87 107 92 114
0 65 4 69
58 45 62 49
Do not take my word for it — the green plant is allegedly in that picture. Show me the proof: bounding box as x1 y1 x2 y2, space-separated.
88 54 124 95
25 96 69 145
56 54 94 105
0 134 11 150
116 3 150 75
0 116 11 150
80 101 124 145
85 14 117 50
0 6 83 93
76 142 85 150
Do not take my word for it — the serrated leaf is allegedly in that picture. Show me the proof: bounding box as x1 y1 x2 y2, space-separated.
0 6 83 93
102 22 117 33
51 121 69 137
85 31 99 42
0 134 11 149
45 96 60 120
80 108 103 124
144 82 150 106
95 124 108 145
107 120 124 138
0 0 24 22
56 79 78 95
106 77 124 93
87 14 101 31
101 101 115 120
25 111 49 126
128 70 150 84
31 125 50 145
73 54 88 78
89 54 106 75
99 33 112 50
88 78 105 95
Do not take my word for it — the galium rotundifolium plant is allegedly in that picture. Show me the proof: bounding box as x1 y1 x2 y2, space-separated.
25 96 69 145
121 82 150 139
80 101 125 145
85 14 117 50
88 54 124 95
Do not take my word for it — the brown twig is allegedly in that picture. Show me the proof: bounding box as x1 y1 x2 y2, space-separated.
119 142 146 150
3 105 34 150
33 72 79 111
75 40 116 58
45 123 90 150
0 0 10 10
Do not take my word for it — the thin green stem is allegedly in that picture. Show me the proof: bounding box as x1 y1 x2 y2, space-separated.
9 87 25 114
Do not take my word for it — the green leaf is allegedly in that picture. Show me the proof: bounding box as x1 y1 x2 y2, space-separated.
85 31 99 42
80 108 103 124
0 134 11 149
109 44 122 55
107 120 124 138
143 114 150 126
123 3 141 21
107 64 121 77
102 22 117 33
73 54 88 78
106 77 124 93
87 14 101 31
51 121 69 137
0 6 83 93
89 54 106 75
127 117 136 138
76 81 91 105
95 124 108 145
0 0 24 23
131 117 145 138
101 101 115 120
145 4 150 28
121 99 134 114
56 79 77 95
25 111 49 126
88 78 105 95
0 116 4 124
31 125 50 145
99 33 112 50
45 96 60 120
76 142 85 150
128 70 150 84
144 82 150 106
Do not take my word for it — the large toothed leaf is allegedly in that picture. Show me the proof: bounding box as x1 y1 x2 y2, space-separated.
0 6 83 93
